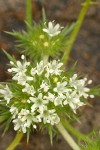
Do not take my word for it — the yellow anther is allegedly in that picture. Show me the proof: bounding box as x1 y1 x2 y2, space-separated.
54 77 58 83
21 99 27 103
44 42 49 47
39 34 45 39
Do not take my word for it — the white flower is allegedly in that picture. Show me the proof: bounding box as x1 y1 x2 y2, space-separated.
69 75 90 99
54 81 67 94
13 72 33 85
8 60 30 74
18 109 37 125
37 106 60 125
69 98 85 114
31 61 45 76
13 109 37 133
31 68 37 76
43 21 63 37
64 91 85 113
13 118 26 133
39 81 49 92
30 93 49 112
8 58 33 85
50 113 60 125
44 92 55 102
69 74 78 89
22 83 35 96
0 85 13 103
45 60 63 77
77 85 90 98
31 60 63 78
54 94 66 106
36 61 45 75
10 106 18 118
76 78 90 98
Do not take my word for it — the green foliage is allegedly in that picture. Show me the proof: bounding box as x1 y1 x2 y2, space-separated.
48 125 53 145
81 132 100 150
61 118 100 150
0 105 11 135
3 50 17 64
61 23 76 36
6 20 75 62
89 86 100 97
42 8 47 23
64 61 77 77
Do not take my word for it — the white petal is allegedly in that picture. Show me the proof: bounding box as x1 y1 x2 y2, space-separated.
53 24 60 32
48 22 53 31
43 28 49 33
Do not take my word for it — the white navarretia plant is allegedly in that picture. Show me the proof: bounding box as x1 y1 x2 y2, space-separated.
0 1 100 150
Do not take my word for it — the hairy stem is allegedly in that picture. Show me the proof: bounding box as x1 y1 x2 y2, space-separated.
56 122 80 150
6 132 24 150
62 0 94 66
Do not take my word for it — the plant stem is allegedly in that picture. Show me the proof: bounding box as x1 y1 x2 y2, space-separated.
25 0 32 30
6 132 24 150
43 55 49 64
61 118 90 142
56 122 80 150
62 0 93 66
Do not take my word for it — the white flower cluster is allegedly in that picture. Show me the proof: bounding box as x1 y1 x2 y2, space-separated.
8 55 33 85
0 56 94 133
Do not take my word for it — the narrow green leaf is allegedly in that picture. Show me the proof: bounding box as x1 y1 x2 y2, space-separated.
65 61 77 78
89 86 100 97
48 125 53 145
25 21 33 31
2 118 11 136
27 128 31 143
6 30 25 40
62 23 76 36
0 116 7 123
3 50 16 64
42 8 47 23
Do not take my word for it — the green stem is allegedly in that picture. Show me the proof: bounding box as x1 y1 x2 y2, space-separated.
6 132 24 150
25 0 32 30
62 0 93 66
56 122 80 150
43 55 49 64
61 118 90 142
